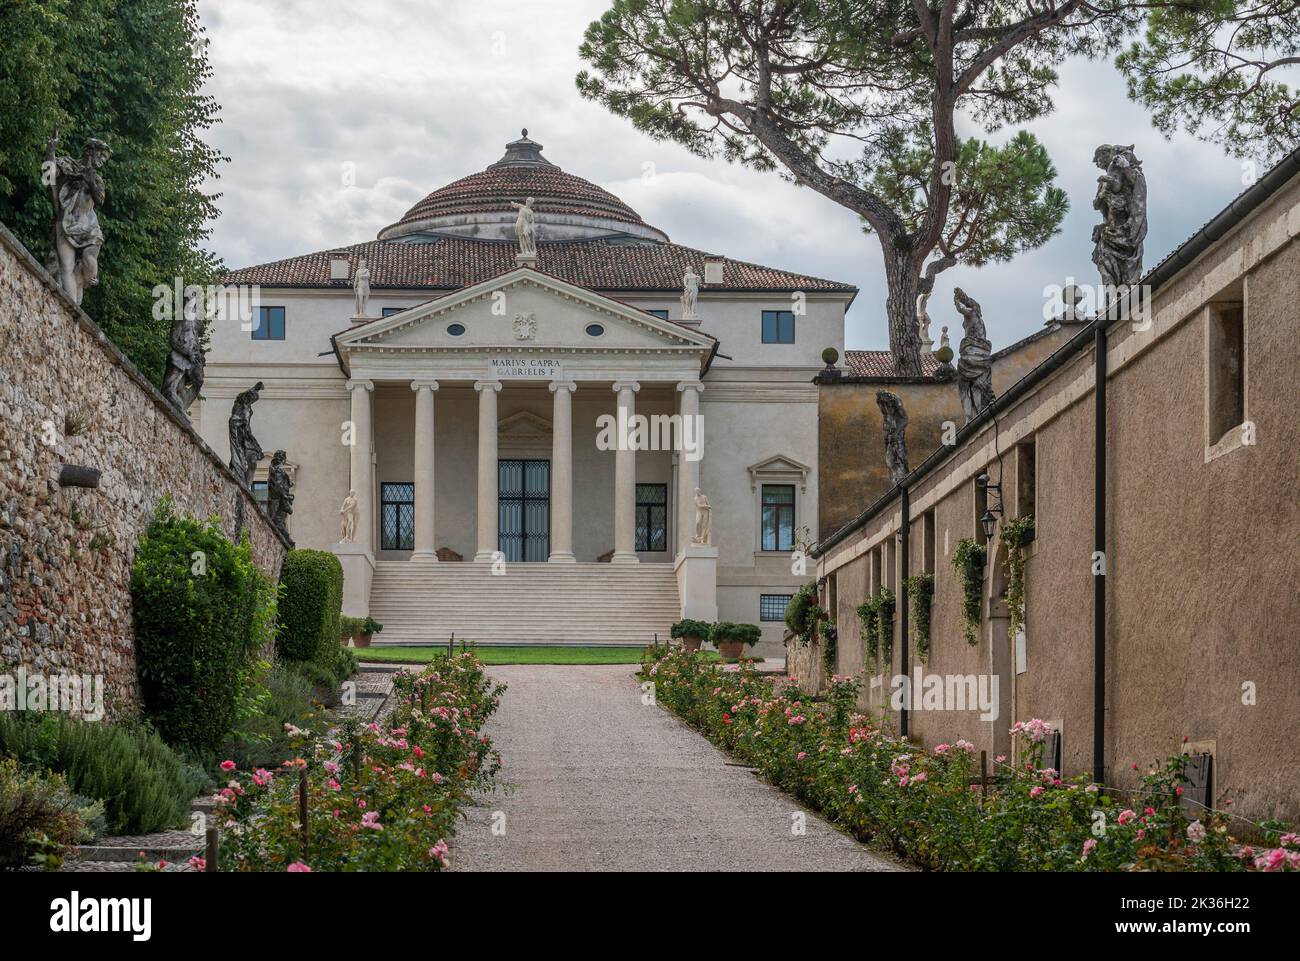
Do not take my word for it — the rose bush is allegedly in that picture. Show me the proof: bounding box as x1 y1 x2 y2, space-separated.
642 646 1295 872
216 652 504 872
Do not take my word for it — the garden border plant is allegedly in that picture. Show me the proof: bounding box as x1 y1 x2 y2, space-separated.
670 618 713 651
952 538 986 645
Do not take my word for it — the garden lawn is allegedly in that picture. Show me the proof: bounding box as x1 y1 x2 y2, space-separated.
355 645 722 665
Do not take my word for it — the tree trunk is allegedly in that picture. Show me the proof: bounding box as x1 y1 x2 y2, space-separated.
882 248 924 377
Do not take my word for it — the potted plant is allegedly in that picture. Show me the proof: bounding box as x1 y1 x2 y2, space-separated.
710 621 761 660
340 615 383 648
670 618 712 652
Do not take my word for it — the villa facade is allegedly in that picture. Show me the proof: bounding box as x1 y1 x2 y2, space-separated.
197 133 856 651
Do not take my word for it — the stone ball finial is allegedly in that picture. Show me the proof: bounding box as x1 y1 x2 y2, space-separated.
522 128 528 138
821 346 839 367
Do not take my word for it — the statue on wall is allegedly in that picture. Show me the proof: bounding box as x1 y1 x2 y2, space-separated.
933 324 956 381
954 288 994 424
352 257 371 317
162 286 206 416
44 131 111 306
681 265 701 320
917 292 934 351
1091 144 1147 294
510 196 537 258
228 381 265 488
876 391 909 486
266 450 294 545
339 490 359 543
692 487 712 546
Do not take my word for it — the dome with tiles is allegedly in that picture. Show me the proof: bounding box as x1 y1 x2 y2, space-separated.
378 130 669 245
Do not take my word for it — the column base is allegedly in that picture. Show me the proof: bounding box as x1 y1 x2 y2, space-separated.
410 549 439 563
473 550 497 563
610 551 640 565
547 551 577 563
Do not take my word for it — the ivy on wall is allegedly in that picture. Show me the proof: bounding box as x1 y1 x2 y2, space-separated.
876 587 896 663
819 619 838 673
1000 515 1035 642
906 572 935 663
952 538 986 645
856 599 879 672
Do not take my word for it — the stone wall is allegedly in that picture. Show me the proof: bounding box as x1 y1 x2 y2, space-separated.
0 222 289 720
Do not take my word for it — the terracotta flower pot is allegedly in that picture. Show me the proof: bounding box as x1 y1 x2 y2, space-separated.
681 635 703 652
717 640 744 659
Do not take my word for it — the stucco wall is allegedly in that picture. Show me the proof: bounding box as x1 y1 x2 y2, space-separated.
0 224 288 720
816 174 1300 821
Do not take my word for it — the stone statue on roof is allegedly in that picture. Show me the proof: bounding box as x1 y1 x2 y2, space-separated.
681 265 700 320
510 196 537 258
353 257 371 318
1091 144 1147 294
876 391 909 486
267 450 295 545
954 288 994 424
44 131 110 306
162 285 206 416
228 381 265 488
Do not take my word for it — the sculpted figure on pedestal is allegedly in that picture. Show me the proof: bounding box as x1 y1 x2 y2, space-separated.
954 288 994 424
228 381 265 488
267 450 294 546
44 132 111 305
876 391 910 486
692 488 712 546
339 490 359 543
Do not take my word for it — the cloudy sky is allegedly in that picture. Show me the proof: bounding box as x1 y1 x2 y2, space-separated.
196 0 1261 351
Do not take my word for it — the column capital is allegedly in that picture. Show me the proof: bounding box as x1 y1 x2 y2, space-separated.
549 380 578 394
346 378 374 392
676 381 705 394
410 379 440 392
473 380 503 393
612 380 640 394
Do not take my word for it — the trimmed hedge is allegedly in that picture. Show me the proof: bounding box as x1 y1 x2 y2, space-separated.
277 549 344 664
670 618 712 640
131 498 277 752
0 713 206 835
784 581 819 639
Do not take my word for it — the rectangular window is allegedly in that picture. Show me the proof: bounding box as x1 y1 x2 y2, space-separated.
382 307 404 317
646 309 669 320
380 482 414 551
1016 440 1037 521
251 306 285 340
760 594 792 622
635 483 668 552
760 484 795 551
761 309 795 344
251 481 268 507
1207 302 1245 445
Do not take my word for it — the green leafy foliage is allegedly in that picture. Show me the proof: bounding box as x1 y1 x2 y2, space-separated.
276 549 344 664
856 597 881 670
0 714 204 835
906 572 935 663
784 581 820 643
876 587 896 662
709 622 762 647
1117 1 1300 162
953 538 986 645
670 618 713 640
1000 515 1035 642
130 498 277 752
0 0 224 384
0 757 97 870
340 615 383 636
819 618 838 673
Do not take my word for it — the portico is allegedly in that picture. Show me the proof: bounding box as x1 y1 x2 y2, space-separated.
330 267 717 623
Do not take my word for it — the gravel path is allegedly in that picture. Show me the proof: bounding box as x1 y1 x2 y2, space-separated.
450 665 905 872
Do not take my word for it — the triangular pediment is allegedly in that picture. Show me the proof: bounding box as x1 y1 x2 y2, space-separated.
499 410 551 437
335 267 714 353
748 454 811 492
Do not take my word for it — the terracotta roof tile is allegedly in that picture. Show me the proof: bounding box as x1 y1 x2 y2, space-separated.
223 237 857 295
843 349 939 377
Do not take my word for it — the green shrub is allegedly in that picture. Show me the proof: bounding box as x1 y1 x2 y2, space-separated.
0 757 98 870
277 549 344 664
710 622 762 647
670 618 712 640
215 664 321 770
0 713 205 835
340 615 383 637
784 581 819 641
131 498 277 752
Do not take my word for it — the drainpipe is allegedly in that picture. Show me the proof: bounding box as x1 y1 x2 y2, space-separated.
1092 325 1108 785
899 484 910 738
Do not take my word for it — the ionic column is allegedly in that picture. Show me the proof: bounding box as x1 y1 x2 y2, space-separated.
611 381 640 564
549 380 578 562
677 381 704 555
346 379 375 553
474 380 502 562
410 380 439 561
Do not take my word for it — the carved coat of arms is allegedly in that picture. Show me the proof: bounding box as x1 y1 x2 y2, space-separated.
512 311 537 341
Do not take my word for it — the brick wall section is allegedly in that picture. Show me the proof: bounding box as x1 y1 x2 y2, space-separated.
0 222 289 719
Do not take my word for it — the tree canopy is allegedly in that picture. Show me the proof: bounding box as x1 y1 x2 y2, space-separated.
0 0 224 385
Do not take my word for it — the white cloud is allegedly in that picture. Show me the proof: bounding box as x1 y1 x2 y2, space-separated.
197 1 1255 352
